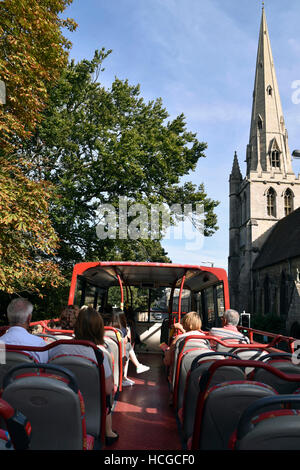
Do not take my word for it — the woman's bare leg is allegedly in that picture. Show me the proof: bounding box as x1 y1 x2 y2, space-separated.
105 414 118 438
129 348 140 368
123 358 129 378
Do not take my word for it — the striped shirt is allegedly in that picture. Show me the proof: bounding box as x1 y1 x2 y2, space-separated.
209 325 249 343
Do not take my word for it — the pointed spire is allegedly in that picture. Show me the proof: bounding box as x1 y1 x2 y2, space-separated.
230 151 242 181
248 7 293 176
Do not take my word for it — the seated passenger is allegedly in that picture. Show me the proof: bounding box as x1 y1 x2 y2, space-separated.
209 309 249 344
163 311 210 381
124 303 146 349
119 313 150 386
109 312 150 386
48 306 119 445
1 298 48 363
30 324 43 335
58 305 79 330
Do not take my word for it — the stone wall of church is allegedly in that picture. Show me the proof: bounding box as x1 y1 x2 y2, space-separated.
252 256 300 335
229 175 300 314
249 178 300 236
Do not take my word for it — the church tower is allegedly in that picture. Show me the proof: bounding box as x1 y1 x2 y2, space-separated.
228 6 300 312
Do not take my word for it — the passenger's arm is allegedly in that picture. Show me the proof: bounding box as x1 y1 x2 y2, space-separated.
105 374 114 396
163 339 176 366
173 322 185 334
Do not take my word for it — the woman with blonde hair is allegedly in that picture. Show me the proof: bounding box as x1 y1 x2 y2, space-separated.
174 311 203 336
163 311 210 384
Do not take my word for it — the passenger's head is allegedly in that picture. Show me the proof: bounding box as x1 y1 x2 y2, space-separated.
102 313 112 326
181 311 202 332
118 313 127 329
74 306 105 345
59 305 79 330
7 298 33 328
223 309 240 327
108 312 122 330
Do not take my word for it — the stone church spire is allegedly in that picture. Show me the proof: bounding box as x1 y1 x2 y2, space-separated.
230 151 242 181
228 6 300 314
247 6 293 177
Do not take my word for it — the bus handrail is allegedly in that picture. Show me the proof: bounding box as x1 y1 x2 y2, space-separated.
173 333 295 353
238 326 295 352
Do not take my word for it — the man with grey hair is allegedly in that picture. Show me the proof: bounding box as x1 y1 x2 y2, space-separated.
209 309 249 343
1 298 48 362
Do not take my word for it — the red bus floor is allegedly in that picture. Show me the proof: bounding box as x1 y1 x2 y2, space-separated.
105 353 182 450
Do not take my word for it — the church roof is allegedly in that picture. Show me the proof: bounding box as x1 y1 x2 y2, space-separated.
253 207 300 270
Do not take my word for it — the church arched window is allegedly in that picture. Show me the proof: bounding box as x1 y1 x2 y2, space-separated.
284 188 294 216
267 187 276 217
267 85 273 96
270 150 280 168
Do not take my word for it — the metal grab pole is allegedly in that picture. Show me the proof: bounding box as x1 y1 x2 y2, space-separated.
116 273 124 311
178 275 186 324
129 286 133 307
124 283 129 306
168 284 175 329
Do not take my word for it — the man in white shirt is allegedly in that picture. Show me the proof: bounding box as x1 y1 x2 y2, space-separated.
1 298 48 363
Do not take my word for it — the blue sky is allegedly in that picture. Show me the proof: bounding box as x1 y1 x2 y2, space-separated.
62 0 300 270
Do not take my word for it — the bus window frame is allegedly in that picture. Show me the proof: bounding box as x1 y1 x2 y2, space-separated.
193 281 225 330
76 276 106 310
68 262 230 330
76 279 226 329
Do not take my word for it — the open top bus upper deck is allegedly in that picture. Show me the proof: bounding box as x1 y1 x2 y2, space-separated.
68 261 230 330
68 261 229 292
1 261 299 452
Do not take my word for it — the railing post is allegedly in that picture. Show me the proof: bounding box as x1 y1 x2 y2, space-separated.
116 273 124 311
178 274 186 324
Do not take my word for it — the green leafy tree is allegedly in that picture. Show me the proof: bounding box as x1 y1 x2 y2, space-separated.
21 50 219 277
0 0 77 148
0 0 76 301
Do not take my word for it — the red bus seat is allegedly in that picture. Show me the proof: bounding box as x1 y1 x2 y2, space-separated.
171 335 210 390
191 359 300 450
226 347 268 361
104 327 124 390
232 395 300 450
0 351 38 389
1 363 93 450
214 335 249 352
182 352 244 443
192 380 276 450
175 347 212 412
0 398 31 450
49 333 74 340
104 335 120 392
252 354 300 393
49 350 106 445
228 347 269 374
